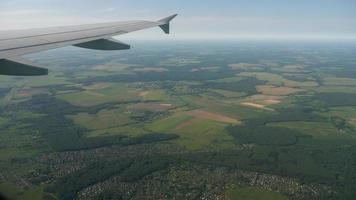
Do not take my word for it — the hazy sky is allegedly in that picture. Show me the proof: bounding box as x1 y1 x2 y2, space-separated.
1 0 355 41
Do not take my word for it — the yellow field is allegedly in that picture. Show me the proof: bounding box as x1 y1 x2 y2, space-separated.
128 103 173 111
185 109 240 124
239 94 283 111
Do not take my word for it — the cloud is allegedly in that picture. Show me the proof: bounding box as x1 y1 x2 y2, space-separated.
101 7 116 13
0 9 49 16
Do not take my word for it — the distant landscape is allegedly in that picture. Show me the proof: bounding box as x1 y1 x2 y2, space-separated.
1 41 356 200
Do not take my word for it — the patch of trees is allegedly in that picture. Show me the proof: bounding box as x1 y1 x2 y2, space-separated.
226 106 325 146
227 125 298 146
46 159 133 200
315 93 356 106
0 87 10 98
130 110 167 123
177 143 356 200
46 156 171 200
121 133 178 146
330 116 355 133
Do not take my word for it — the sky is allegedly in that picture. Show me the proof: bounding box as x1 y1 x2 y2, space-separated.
0 0 355 41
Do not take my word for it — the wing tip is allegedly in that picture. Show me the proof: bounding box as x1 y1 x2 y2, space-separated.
158 14 178 24
158 14 178 34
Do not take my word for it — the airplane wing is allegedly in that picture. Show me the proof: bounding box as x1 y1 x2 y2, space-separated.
0 14 177 76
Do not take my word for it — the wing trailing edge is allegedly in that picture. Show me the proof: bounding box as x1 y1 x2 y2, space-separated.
73 39 130 51
0 57 48 76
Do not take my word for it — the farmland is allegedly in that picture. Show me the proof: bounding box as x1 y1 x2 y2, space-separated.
0 41 356 199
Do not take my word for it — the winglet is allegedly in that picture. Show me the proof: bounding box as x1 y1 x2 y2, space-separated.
158 14 178 34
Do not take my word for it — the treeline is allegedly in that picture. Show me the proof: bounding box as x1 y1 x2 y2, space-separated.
195 77 266 95
227 125 298 146
315 93 356 106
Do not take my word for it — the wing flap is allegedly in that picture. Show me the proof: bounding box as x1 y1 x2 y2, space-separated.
73 39 130 50
0 57 48 76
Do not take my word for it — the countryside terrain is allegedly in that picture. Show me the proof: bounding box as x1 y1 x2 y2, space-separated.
0 41 356 200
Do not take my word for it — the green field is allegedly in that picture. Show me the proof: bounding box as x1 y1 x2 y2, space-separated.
225 187 288 200
69 109 133 130
268 121 342 137
57 84 140 106
146 114 193 133
173 118 236 150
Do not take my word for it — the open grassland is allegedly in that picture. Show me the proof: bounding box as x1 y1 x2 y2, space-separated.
83 82 112 90
57 84 140 106
323 77 356 86
229 63 265 71
180 95 266 119
146 114 193 133
86 125 150 138
92 62 135 72
145 110 238 150
142 90 186 106
142 90 170 101
0 182 48 200
311 86 356 93
69 109 133 130
239 94 284 111
241 72 318 87
13 88 48 100
225 186 288 200
241 102 274 111
21 73 71 88
209 89 246 98
279 64 307 73
133 67 169 72
185 109 240 124
0 112 45 161
321 106 356 127
257 85 305 96
173 118 236 150
128 102 173 111
267 121 343 138
160 57 201 67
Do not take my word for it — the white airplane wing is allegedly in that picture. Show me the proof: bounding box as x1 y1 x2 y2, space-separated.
0 14 177 76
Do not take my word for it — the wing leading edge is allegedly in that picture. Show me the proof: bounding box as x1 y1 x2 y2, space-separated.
0 14 178 76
